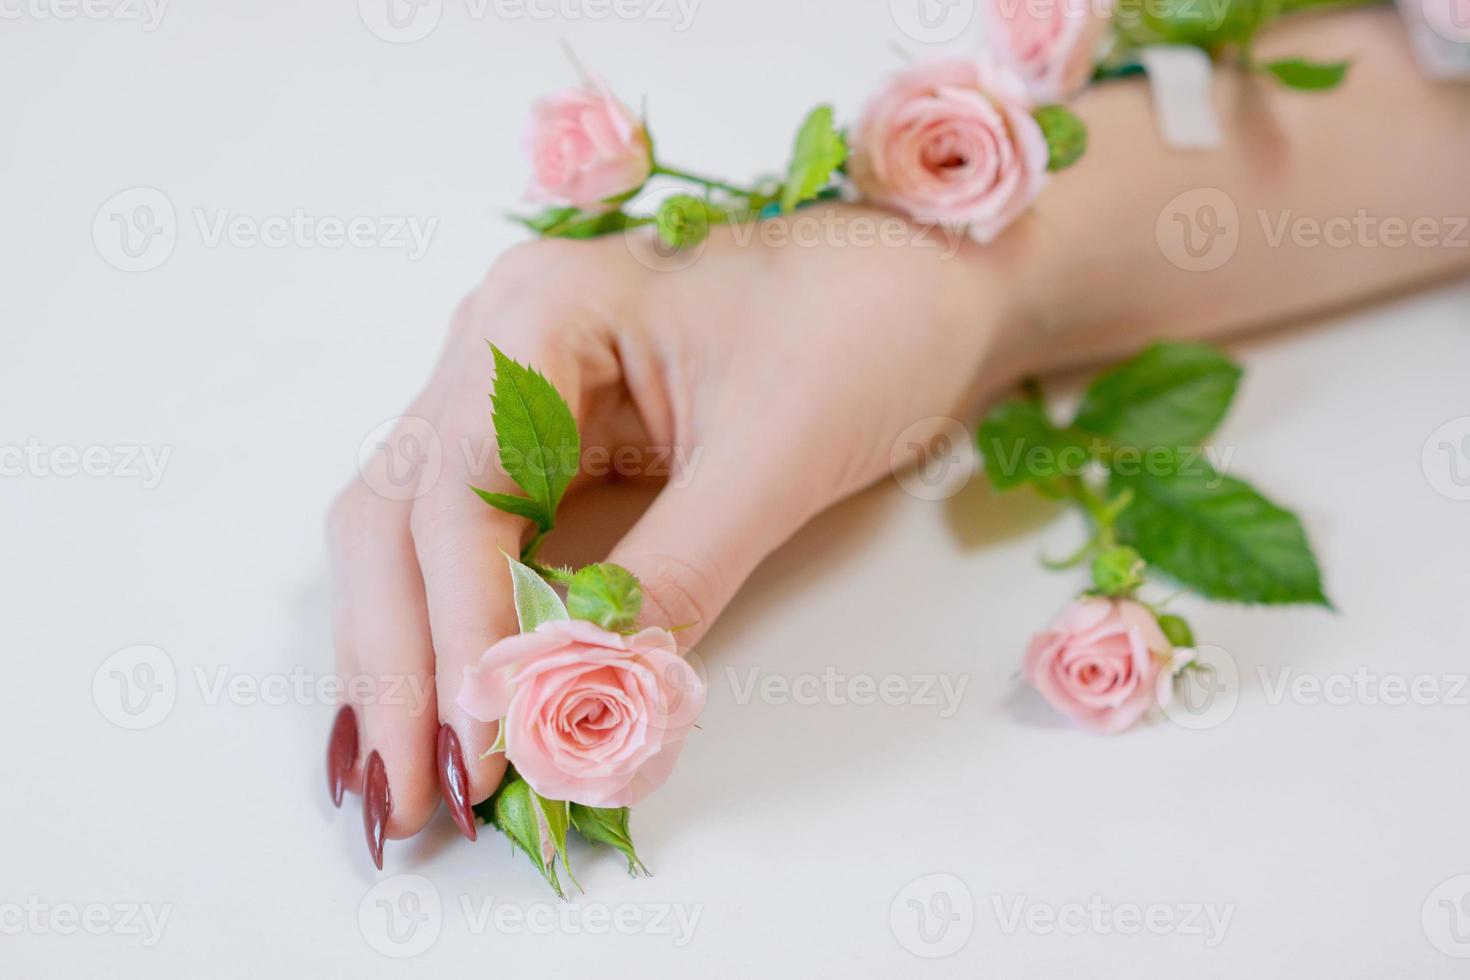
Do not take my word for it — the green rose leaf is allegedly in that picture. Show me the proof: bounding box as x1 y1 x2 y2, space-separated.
569 803 648 876
1263 58 1350 91
1034 105 1088 172
779 105 847 214
494 777 565 899
567 563 644 631
477 344 580 532
1110 463 1330 606
515 207 642 240
977 400 1089 495
506 552 569 632
1074 342 1242 450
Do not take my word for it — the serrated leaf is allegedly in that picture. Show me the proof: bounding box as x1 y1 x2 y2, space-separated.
1263 58 1349 91
1074 342 1242 449
489 344 580 530
494 777 564 898
470 487 550 529
780 105 847 214
977 400 1090 494
505 552 569 632
567 563 643 630
1110 463 1329 606
569 803 647 876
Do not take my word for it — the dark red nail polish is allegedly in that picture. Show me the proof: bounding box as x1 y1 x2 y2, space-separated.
363 750 392 870
326 705 358 808
437 724 477 841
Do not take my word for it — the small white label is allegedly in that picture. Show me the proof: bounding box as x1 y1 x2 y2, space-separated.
1138 46 1223 150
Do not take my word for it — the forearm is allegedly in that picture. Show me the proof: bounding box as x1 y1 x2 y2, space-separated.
971 6 1470 387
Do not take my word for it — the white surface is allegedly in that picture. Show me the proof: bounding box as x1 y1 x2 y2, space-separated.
4 4 1470 977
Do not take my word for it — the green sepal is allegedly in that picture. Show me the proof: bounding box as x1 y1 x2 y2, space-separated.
494 777 566 899
570 803 648 877
505 551 569 632
1091 545 1146 597
1156 613 1196 648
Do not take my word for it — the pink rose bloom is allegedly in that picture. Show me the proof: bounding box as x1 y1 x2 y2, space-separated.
1023 597 1171 734
982 0 1115 103
458 619 705 808
850 56 1050 244
523 76 652 209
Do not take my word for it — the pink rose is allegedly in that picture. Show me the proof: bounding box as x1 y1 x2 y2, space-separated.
850 56 1050 244
1022 598 1171 734
457 619 705 808
982 0 1114 103
523 76 652 209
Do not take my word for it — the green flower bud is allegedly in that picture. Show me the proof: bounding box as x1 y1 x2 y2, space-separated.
654 194 711 249
1034 105 1088 173
1156 613 1195 649
1091 545 1145 597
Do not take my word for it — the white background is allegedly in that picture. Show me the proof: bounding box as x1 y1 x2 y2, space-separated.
3 1 1470 976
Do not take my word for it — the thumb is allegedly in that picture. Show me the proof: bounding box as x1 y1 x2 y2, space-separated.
605 447 816 645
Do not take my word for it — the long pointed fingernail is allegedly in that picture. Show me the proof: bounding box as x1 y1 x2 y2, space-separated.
326 705 358 807
362 750 392 870
437 724 477 841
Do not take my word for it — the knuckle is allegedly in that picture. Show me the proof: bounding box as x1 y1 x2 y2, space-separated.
326 484 382 549
640 552 726 632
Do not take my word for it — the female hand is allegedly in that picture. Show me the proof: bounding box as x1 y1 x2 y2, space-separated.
327 205 1013 866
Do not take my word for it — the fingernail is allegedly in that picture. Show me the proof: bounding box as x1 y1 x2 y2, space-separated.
326 705 357 808
362 750 392 870
437 724 477 841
